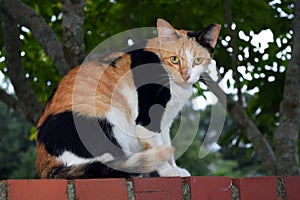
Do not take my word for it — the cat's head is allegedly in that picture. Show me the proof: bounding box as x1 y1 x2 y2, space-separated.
156 19 221 86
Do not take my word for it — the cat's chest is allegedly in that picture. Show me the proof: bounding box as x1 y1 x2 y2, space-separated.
169 82 193 106
132 80 192 131
161 82 193 129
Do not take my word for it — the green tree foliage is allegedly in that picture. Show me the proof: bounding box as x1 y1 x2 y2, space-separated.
0 102 37 179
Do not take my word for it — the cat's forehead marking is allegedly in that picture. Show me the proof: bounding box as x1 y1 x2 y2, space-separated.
156 33 211 62
185 48 194 67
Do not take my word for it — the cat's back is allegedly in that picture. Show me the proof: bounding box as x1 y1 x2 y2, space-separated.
37 54 136 127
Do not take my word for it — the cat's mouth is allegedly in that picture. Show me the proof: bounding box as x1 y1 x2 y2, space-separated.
185 70 208 85
186 76 199 85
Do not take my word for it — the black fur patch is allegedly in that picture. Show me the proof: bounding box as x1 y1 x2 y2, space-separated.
129 48 171 132
37 111 124 159
47 162 140 179
101 55 123 68
187 31 214 56
81 162 140 178
110 56 122 67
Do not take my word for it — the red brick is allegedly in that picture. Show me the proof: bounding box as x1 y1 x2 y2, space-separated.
284 176 300 200
75 179 128 200
232 176 277 200
184 176 232 200
132 177 182 200
7 179 68 200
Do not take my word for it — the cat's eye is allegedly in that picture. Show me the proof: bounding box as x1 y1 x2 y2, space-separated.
170 56 180 64
194 57 204 65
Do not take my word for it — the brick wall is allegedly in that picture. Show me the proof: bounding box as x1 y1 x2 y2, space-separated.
0 176 299 200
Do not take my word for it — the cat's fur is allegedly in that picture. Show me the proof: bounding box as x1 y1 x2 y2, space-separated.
36 19 221 178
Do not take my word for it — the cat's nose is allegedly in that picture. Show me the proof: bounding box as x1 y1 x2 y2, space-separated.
181 69 190 81
183 74 190 81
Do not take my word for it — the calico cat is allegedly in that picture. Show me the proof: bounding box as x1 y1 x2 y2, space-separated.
36 18 221 178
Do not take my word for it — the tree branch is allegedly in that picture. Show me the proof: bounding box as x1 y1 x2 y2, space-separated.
62 0 86 68
0 89 22 114
274 0 300 175
201 73 277 174
0 0 69 75
223 0 278 174
224 0 243 105
1 12 43 125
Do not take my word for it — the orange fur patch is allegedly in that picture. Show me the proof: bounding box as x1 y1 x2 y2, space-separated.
37 54 135 128
142 142 152 150
36 143 62 178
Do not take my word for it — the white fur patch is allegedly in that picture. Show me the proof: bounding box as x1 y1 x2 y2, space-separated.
184 48 209 84
185 49 194 70
160 78 193 167
161 82 193 131
135 125 163 147
120 85 139 121
106 107 142 155
187 63 208 84
57 151 114 167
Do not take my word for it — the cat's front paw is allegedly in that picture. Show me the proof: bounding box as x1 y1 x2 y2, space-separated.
158 165 191 177
176 167 191 177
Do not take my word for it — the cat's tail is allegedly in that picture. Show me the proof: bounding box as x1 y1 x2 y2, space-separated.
47 145 174 179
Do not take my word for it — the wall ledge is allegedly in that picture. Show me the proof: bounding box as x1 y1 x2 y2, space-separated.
0 176 299 200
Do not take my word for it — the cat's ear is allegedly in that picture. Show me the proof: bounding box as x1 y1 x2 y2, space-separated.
197 24 221 48
157 18 179 46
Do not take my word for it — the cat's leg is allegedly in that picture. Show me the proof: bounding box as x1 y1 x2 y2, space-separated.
160 127 175 165
135 125 190 177
159 127 191 177
158 93 192 176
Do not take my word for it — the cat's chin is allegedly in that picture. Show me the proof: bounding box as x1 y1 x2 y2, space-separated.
186 80 197 85
174 81 194 89
186 78 199 86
